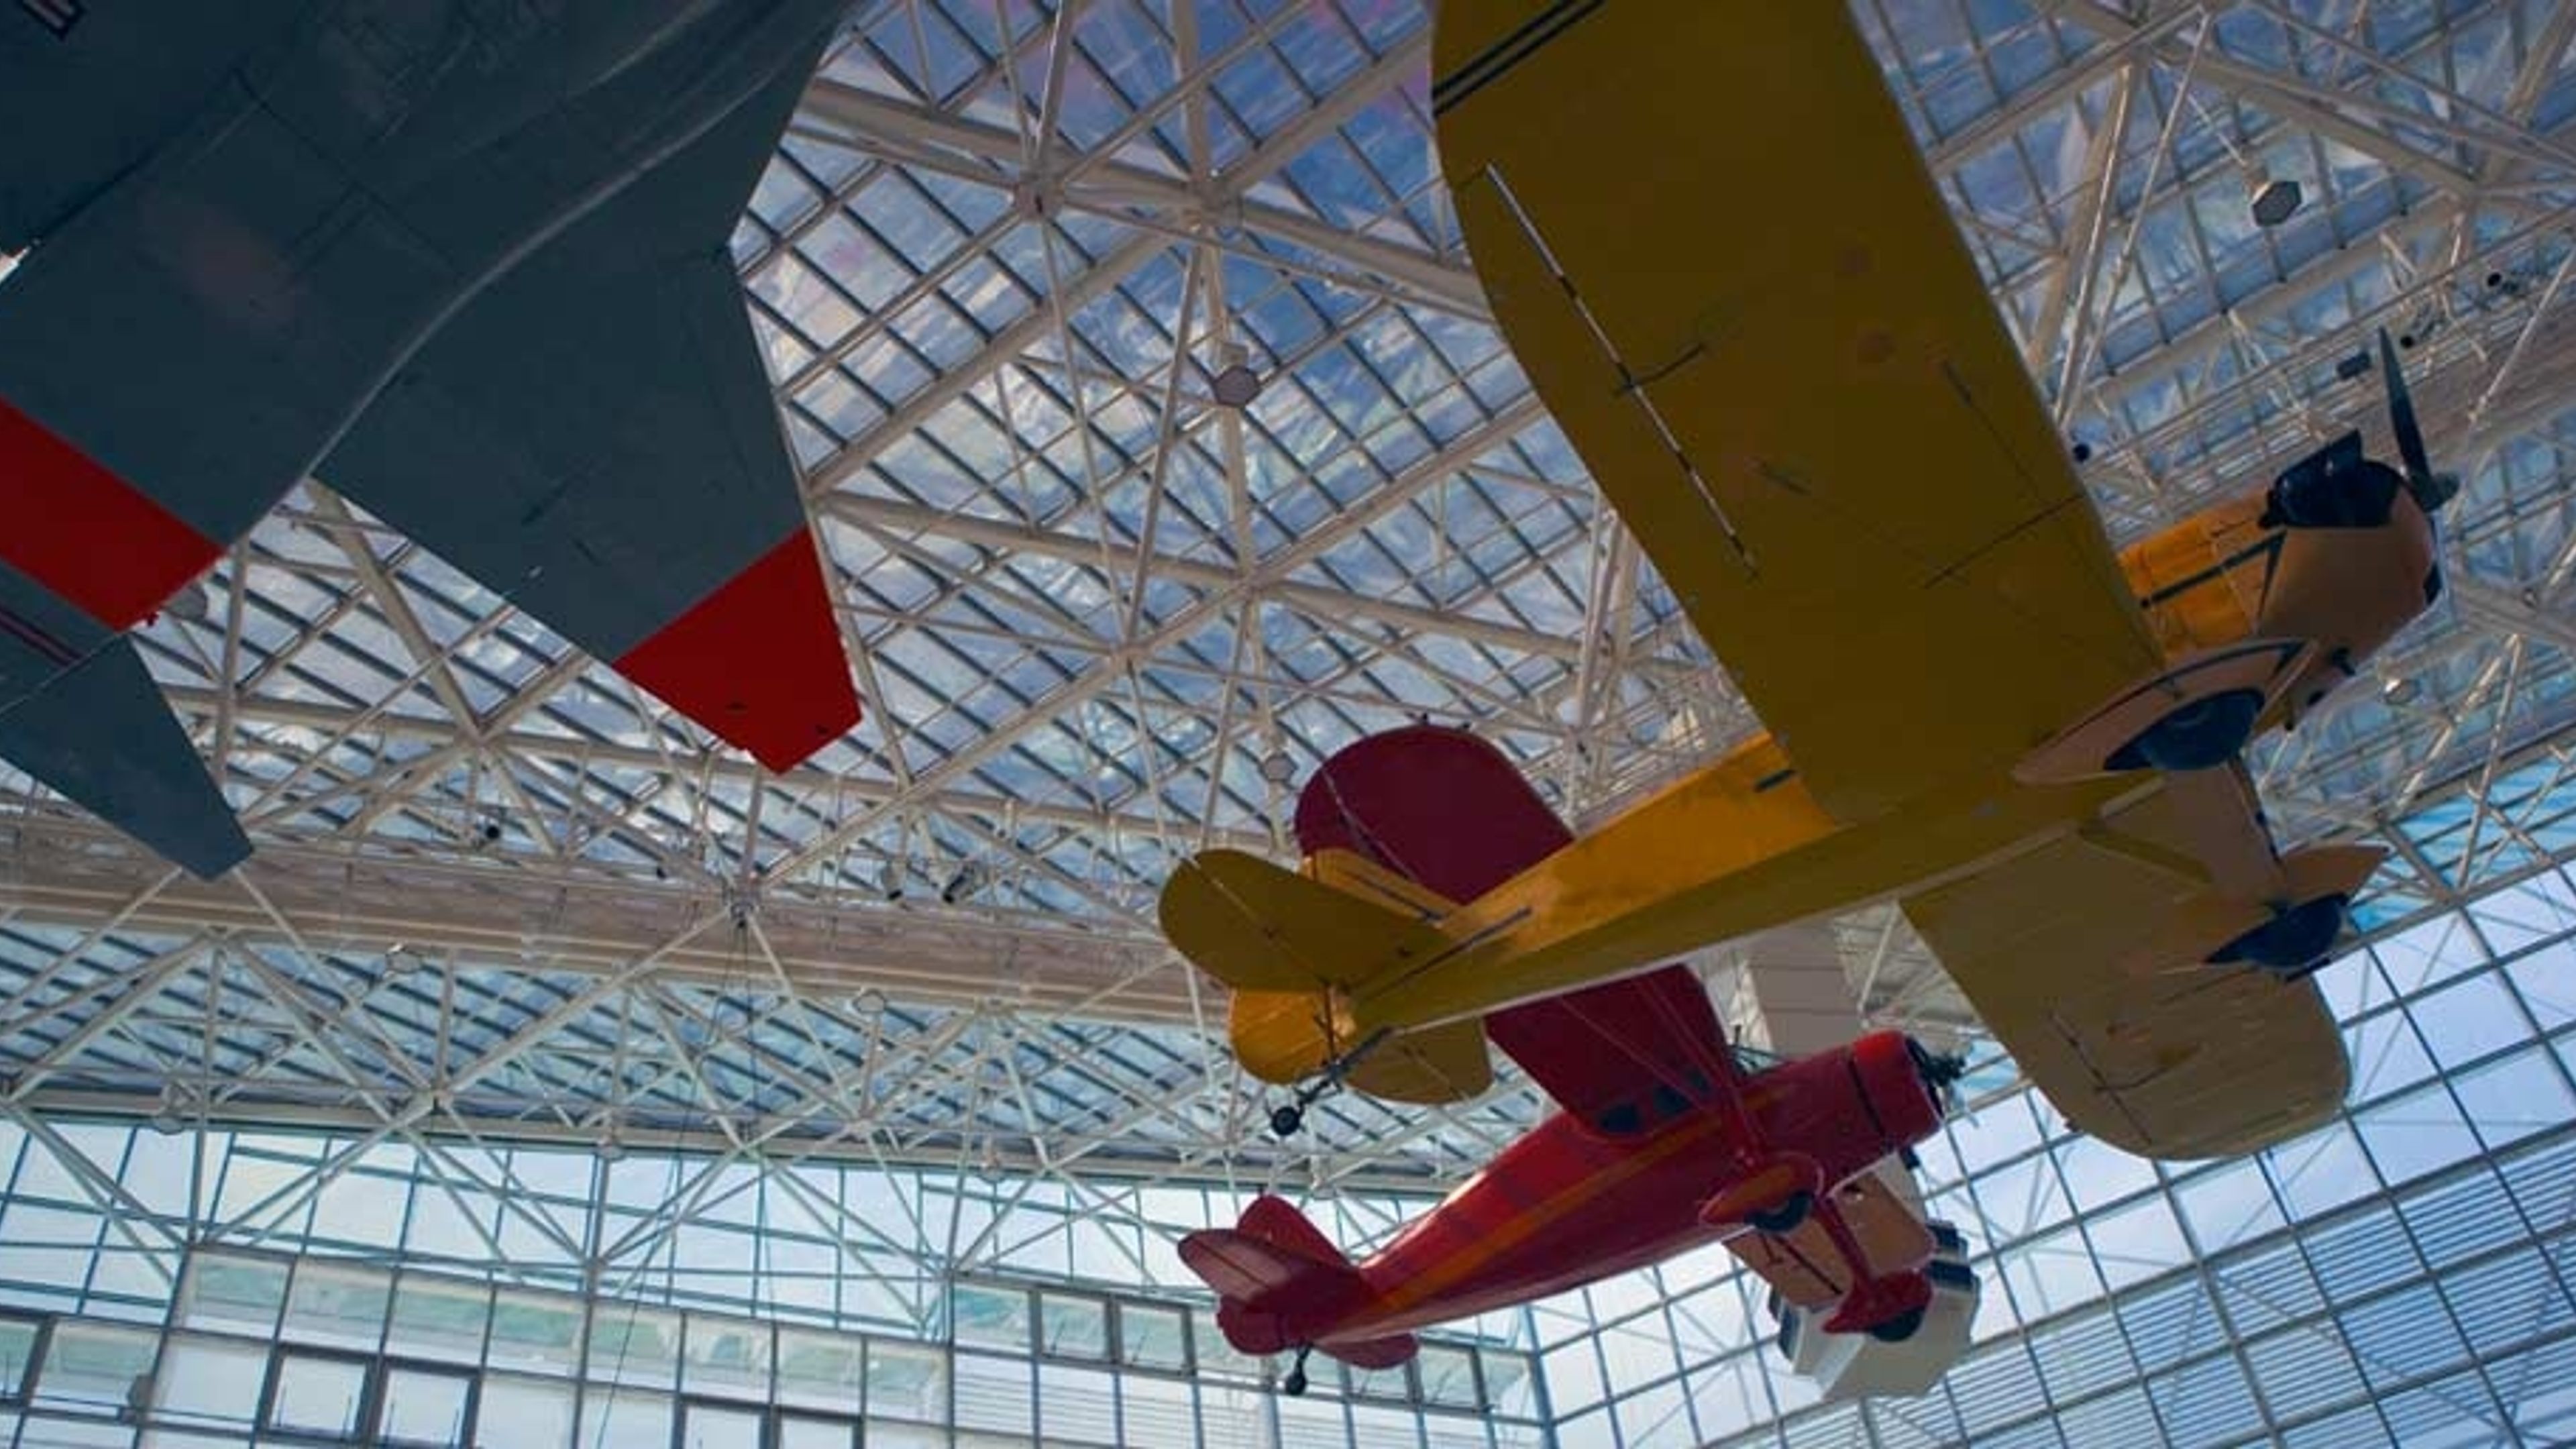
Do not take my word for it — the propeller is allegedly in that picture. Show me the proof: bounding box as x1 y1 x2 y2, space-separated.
1905 1036 1970 1117
2378 329 2459 516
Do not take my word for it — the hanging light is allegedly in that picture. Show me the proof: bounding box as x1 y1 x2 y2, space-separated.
1211 342 1263 409
2247 164 2302 227
941 861 988 905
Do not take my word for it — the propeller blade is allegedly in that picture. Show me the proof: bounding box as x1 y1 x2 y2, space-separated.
2377 330 2430 481
2378 328 2458 513
1904 1036 1969 1115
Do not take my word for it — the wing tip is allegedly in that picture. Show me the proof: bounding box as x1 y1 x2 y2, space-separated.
614 527 863 771
169 818 256 880
0 639 253 879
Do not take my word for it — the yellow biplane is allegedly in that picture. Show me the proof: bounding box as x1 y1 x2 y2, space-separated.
1161 2 2453 1160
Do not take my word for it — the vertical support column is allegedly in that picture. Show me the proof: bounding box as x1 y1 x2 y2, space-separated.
1719 920 1866 1059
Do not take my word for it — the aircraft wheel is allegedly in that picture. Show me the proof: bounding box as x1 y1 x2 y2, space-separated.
1747 1190 1813 1236
2210 894 2348 974
2118 689 2263 773
1282 1366 1309 1397
1868 1305 1927 1344
1269 1104 1305 1139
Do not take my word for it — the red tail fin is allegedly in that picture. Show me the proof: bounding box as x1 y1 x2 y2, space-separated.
1179 1195 1370 1356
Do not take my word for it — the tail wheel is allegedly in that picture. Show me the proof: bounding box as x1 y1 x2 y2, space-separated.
1747 1189 1813 1236
2108 689 2264 773
2209 894 2349 975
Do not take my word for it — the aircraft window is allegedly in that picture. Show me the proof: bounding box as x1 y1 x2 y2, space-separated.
1596 1102 1644 1136
1729 1045 1784 1075
1651 1083 1689 1121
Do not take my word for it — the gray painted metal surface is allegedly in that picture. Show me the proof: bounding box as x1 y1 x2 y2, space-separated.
0 1 852 875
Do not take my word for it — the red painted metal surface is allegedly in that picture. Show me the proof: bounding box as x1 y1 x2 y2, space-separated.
1192 726 1942 1360
0 392 223 631
612 527 862 771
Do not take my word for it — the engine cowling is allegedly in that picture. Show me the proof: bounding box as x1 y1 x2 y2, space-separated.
1746 1030 1944 1183
1850 1030 1946 1154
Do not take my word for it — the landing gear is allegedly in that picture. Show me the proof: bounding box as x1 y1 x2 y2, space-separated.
1267 1028 1392 1139
1747 1190 1813 1236
1282 1346 1313 1397
2109 689 2263 773
2209 894 2349 975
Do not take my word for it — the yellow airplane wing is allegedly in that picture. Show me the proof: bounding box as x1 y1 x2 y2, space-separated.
1434 2 2164 822
1900 777 2379 1158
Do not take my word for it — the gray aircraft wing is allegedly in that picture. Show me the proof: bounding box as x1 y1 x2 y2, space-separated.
321 41 861 772
0 566 250 877
0 3 295 254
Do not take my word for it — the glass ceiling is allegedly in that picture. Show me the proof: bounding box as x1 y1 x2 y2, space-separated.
1 0 2575 1353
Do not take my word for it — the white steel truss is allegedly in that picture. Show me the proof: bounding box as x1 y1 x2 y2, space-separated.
1 0 2575 1229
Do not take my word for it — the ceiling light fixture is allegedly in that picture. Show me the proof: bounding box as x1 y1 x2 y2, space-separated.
1211 342 1262 408
2248 166 2302 227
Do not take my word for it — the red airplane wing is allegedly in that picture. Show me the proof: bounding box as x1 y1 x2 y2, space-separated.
1291 724 1746 1132
1485 966 1745 1137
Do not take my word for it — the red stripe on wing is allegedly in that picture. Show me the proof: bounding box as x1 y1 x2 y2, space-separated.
613 527 861 771
0 394 223 630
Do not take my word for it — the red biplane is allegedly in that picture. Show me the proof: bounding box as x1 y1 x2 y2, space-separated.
1181 727 1968 1393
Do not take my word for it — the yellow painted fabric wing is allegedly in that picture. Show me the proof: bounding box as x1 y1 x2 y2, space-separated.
1435 2 2164 821
1898 779 2367 1159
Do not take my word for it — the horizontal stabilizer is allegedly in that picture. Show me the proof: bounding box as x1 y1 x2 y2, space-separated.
1226 988 1492 1099
1304 845 1460 918
1346 1018 1493 1104
1159 848 1447 992
1320 1333 1419 1371
0 639 248 877
1180 1195 1365 1317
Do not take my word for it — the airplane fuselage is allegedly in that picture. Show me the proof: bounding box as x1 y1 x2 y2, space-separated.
1300 1034 1937 1351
